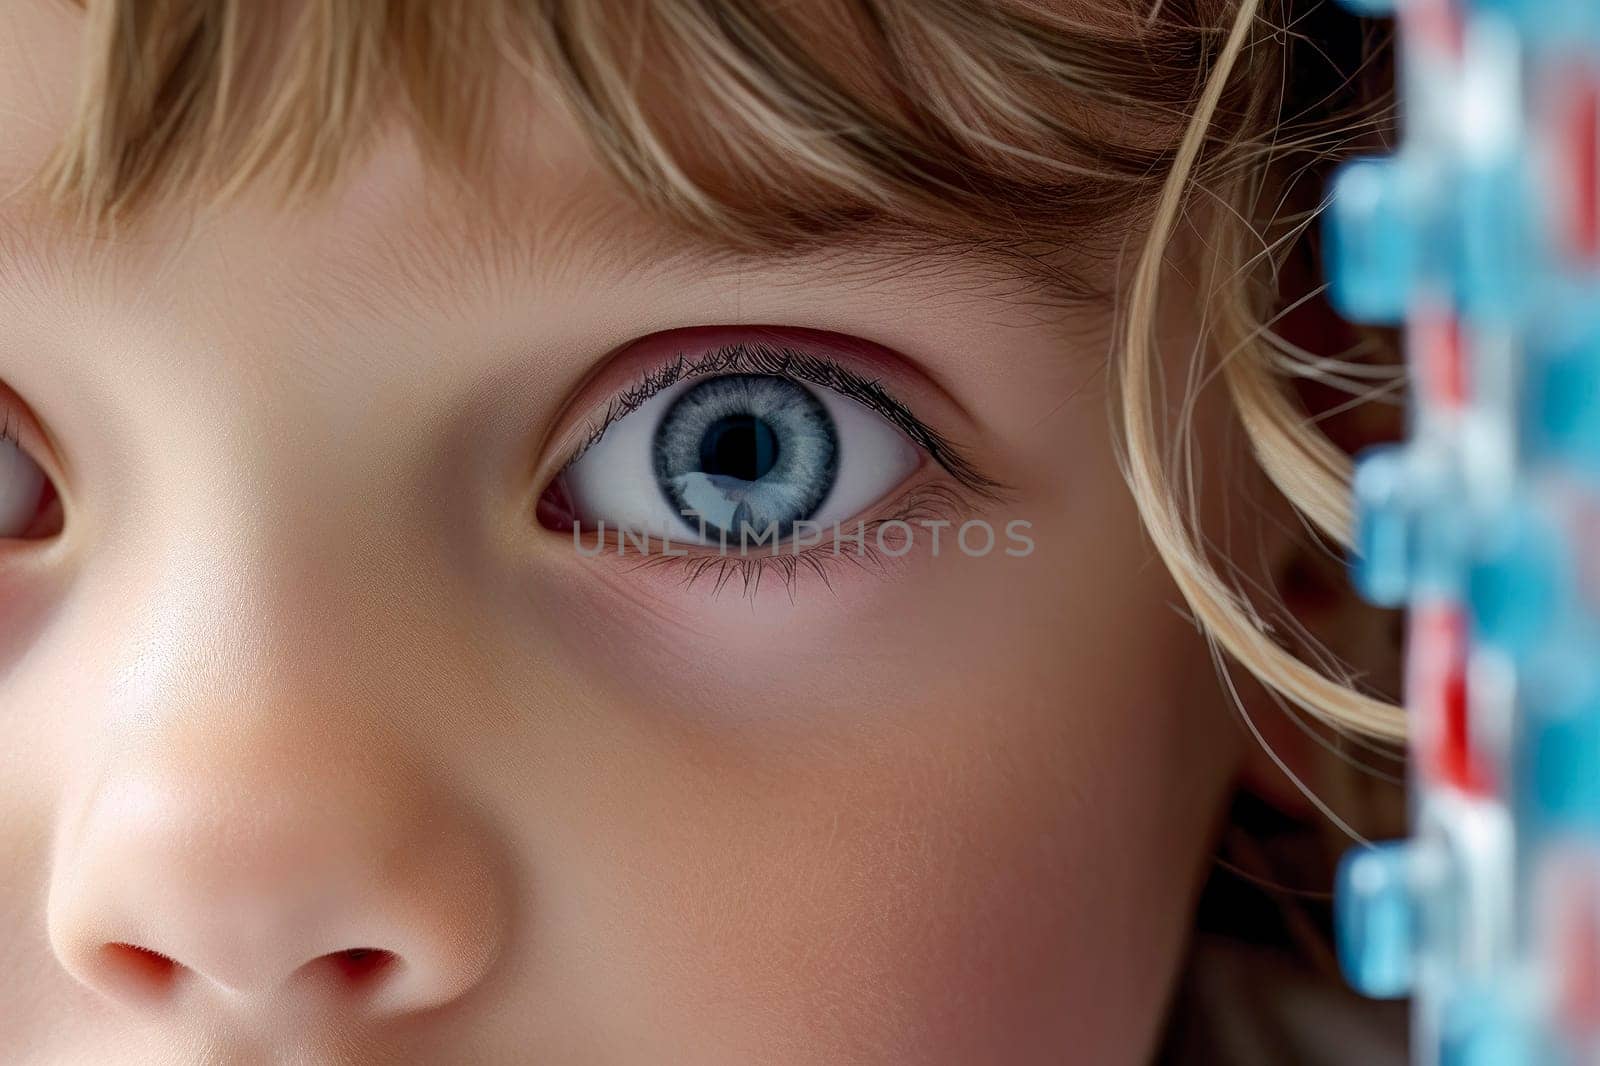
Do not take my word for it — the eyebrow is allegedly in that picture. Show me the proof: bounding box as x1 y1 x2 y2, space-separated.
0 153 1106 343
311 187 1107 339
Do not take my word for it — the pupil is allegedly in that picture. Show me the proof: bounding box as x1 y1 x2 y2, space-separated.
699 415 780 482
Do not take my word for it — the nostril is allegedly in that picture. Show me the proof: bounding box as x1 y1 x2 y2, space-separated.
287 947 407 1007
98 943 183 1002
324 947 397 987
51 774 505 1017
82 943 403 1007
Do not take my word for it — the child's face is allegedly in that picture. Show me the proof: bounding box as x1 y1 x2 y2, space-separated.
0 4 1251 1063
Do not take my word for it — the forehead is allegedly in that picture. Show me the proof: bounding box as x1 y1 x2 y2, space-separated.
0 2 78 192
0 5 614 271
0 3 977 294
0 0 1105 438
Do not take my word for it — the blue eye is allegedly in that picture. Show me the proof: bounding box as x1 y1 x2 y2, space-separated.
550 369 922 546
652 375 838 539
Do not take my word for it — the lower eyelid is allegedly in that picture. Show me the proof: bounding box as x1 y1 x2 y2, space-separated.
578 476 982 569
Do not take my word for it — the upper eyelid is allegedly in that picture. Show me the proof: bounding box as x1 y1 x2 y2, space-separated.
0 401 20 446
557 341 1007 498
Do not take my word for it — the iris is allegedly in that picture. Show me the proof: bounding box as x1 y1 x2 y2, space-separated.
652 375 839 540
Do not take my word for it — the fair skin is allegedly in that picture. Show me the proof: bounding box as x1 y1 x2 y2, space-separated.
0 3 1276 1063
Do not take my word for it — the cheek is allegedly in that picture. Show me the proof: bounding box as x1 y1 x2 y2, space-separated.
499 537 1238 1065
472 389 1246 1061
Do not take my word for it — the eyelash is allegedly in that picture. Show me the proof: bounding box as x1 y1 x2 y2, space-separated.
562 341 1001 496
1 402 22 447
619 481 977 599
553 341 1009 599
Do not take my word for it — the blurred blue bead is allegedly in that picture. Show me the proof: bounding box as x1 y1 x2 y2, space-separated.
1528 332 1600 478
1478 0 1600 39
1327 158 1414 324
1439 989 1536 1066
1337 842 1417 999
1334 0 1397 15
1351 446 1413 607
1520 700 1600 833
1468 509 1564 656
1456 164 1527 320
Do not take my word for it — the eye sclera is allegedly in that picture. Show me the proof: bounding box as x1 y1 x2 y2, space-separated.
529 329 1008 598
549 367 925 547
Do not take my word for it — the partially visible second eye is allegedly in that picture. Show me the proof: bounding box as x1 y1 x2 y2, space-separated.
0 434 58 540
546 373 922 545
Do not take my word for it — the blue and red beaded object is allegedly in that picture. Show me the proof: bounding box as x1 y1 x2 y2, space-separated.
1328 0 1600 1062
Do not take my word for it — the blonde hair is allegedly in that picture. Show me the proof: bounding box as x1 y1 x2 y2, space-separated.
37 0 1405 741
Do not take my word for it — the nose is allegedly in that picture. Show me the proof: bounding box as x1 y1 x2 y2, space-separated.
47 717 505 1021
